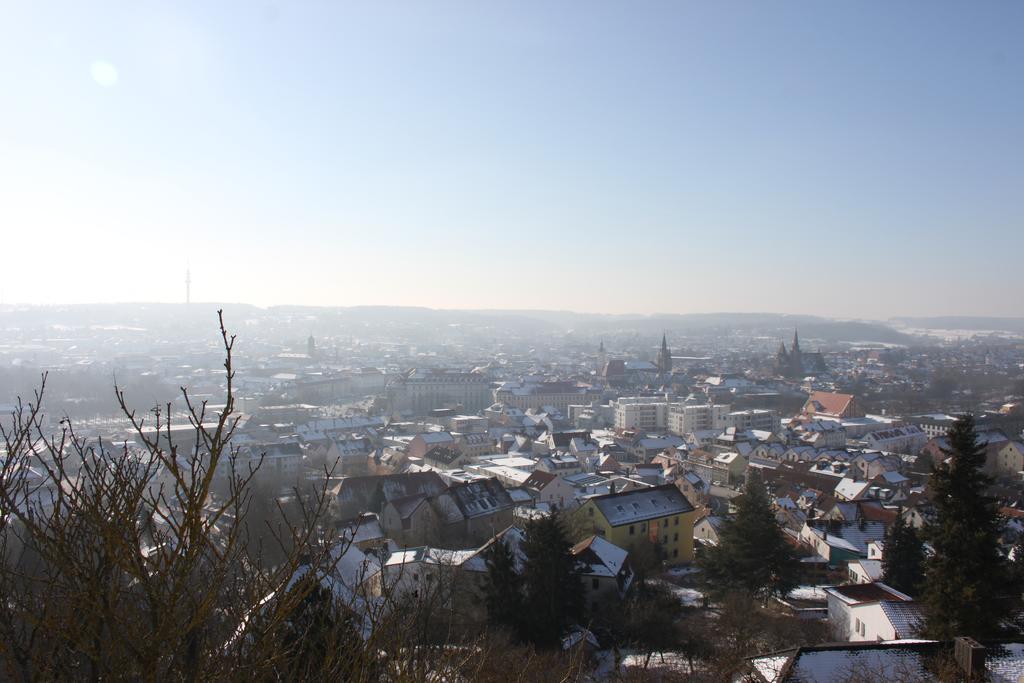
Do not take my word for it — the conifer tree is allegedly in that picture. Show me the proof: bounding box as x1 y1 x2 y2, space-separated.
698 470 799 601
882 513 924 596
520 511 585 649
922 414 1012 639
483 536 523 637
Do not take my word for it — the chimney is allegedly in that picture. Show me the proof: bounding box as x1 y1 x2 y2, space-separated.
954 637 986 680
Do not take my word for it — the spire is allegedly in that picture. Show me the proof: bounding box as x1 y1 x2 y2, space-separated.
599 340 605 353
792 328 801 353
657 333 672 374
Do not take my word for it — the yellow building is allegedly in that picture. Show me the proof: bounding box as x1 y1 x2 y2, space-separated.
574 484 697 564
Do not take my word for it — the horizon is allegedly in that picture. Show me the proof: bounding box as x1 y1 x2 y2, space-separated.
2 2 1023 318
2 299 1023 325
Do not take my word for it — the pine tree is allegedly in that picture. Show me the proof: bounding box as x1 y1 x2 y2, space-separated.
520 511 585 649
483 535 523 637
882 513 925 596
922 414 1012 639
698 470 799 602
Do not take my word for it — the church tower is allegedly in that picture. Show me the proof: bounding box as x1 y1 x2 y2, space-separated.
307 334 317 359
656 333 673 374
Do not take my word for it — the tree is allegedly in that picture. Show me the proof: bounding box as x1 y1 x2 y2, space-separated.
922 414 1013 639
0 312 484 681
483 536 523 637
698 470 799 602
621 581 685 670
882 513 925 596
520 511 585 649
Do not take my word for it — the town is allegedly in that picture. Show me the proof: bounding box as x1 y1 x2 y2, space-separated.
2 304 1024 680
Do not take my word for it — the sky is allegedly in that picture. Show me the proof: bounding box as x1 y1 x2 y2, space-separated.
1 1 1022 319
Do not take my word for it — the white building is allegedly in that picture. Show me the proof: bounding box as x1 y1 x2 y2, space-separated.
721 409 780 432
613 397 674 431
667 404 730 436
861 425 927 455
825 582 922 642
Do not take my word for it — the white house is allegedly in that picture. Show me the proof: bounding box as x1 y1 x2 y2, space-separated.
847 558 883 584
824 582 922 642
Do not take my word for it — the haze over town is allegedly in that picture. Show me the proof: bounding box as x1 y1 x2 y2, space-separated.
3 2 1024 681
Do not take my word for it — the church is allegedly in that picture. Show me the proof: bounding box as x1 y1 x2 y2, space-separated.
775 330 827 378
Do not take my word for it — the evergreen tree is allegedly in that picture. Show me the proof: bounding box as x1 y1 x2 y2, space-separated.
882 513 925 596
520 511 585 649
483 535 523 637
698 470 799 602
922 414 1012 639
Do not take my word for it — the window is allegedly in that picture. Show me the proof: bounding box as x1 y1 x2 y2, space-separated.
674 516 679 526
629 525 635 535
673 532 679 541
672 549 678 558
588 507 594 516
591 578 599 590
855 618 861 635
662 535 667 544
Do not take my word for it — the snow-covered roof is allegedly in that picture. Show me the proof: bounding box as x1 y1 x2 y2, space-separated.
572 535 629 578
835 477 871 500
590 484 693 526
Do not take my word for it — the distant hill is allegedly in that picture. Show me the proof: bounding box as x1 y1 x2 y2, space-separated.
0 304 917 345
891 316 1024 334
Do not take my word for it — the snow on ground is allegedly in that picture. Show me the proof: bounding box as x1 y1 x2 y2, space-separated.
620 651 695 671
665 565 699 577
787 585 827 602
651 579 705 607
591 649 700 679
672 586 705 607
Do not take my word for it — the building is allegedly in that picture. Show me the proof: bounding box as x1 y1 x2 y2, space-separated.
745 638 1023 682
493 380 597 413
422 446 474 471
572 535 635 611
824 582 921 641
656 334 673 375
380 478 515 547
722 409 781 432
407 431 457 460
991 441 1024 479
775 329 828 378
861 426 927 455
614 396 672 431
453 432 497 459
387 369 492 415
799 519 888 566
573 484 696 563
803 391 864 420
667 403 730 436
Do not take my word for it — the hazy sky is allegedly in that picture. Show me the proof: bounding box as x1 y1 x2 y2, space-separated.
2 2 1022 319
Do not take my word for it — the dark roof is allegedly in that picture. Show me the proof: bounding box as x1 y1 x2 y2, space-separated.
446 478 514 519
590 483 694 526
424 446 463 465
524 470 557 490
550 430 591 448
827 582 910 604
387 493 429 520
336 472 447 517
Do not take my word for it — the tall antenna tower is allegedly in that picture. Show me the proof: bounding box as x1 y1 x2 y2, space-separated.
185 265 192 304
